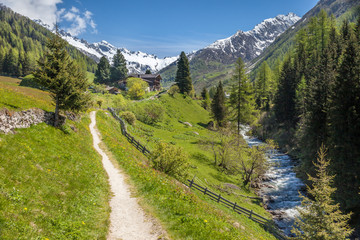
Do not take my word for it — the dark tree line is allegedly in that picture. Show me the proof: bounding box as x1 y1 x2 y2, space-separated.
0 4 97 77
266 10 360 218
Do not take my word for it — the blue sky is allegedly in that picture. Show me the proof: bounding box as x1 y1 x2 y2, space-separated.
3 0 319 58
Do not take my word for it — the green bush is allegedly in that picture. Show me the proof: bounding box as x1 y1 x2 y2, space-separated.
112 94 127 111
127 77 149 100
131 102 164 125
120 111 136 125
168 84 180 97
150 142 189 181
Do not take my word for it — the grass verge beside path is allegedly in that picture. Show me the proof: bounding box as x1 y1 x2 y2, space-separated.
0 77 111 239
0 115 110 239
96 110 277 240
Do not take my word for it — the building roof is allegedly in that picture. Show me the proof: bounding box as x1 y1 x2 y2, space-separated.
128 74 162 80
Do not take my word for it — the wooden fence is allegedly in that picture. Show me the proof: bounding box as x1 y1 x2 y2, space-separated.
186 178 288 240
108 108 150 156
108 107 287 239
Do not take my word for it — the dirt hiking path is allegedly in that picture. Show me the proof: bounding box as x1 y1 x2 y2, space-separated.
89 111 161 240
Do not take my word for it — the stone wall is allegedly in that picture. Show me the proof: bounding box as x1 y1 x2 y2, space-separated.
0 108 56 134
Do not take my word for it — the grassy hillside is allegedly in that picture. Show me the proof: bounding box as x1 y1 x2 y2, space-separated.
97 109 277 240
126 94 270 213
99 92 280 239
0 77 110 239
160 57 233 92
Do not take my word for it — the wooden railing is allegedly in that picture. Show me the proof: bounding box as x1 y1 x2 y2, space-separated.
186 178 288 240
108 107 150 156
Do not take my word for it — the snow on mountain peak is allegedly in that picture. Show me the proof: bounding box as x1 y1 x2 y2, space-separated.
205 13 300 60
57 32 178 73
248 12 300 35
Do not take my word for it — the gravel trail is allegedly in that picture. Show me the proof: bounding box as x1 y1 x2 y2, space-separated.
89 111 161 240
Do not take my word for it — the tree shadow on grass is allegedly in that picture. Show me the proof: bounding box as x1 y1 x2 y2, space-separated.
197 122 208 129
0 102 20 109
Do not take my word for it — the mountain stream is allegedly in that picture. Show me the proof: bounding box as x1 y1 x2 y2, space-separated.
241 127 305 236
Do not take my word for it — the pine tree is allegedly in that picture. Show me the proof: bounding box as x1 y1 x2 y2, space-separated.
229 57 256 133
201 87 211 110
145 69 152 74
211 81 227 127
274 55 297 127
175 51 193 94
95 56 111 84
255 61 274 110
328 26 360 212
3 49 17 76
110 49 127 82
33 31 90 127
292 145 353 240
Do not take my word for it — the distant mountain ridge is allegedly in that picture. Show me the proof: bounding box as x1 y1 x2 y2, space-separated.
34 19 178 74
159 13 300 90
199 13 300 64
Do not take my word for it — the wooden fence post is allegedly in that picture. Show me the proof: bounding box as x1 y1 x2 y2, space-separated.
233 202 237 211
189 178 194 188
204 188 207 195
249 210 253 219
217 194 221 203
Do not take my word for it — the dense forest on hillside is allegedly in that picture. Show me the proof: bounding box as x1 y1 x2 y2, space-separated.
0 4 97 77
249 2 360 81
254 10 360 224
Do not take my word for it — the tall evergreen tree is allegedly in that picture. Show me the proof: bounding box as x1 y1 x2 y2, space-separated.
255 61 274 110
201 87 211 110
292 145 353 240
211 81 227 127
145 69 152 74
95 56 111 84
175 51 193 94
229 57 256 133
33 31 90 127
328 27 360 212
3 49 17 76
110 49 127 82
274 55 297 127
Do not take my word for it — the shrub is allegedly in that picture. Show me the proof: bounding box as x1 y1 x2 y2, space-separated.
112 94 127 111
92 83 107 94
150 142 189 180
97 99 103 108
168 84 180 97
131 102 164 125
120 111 136 125
127 77 149 100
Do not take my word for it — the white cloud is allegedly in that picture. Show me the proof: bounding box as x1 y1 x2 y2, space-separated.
2 0 97 36
1 0 62 26
70 6 79 13
57 8 97 36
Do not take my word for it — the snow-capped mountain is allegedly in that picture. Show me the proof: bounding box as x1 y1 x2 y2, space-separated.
195 13 300 64
60 32 178 73
34 20 177 74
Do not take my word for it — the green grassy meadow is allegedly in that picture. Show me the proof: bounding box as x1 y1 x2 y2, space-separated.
126 93 272 215
0 76 277 239
0 77 110 239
